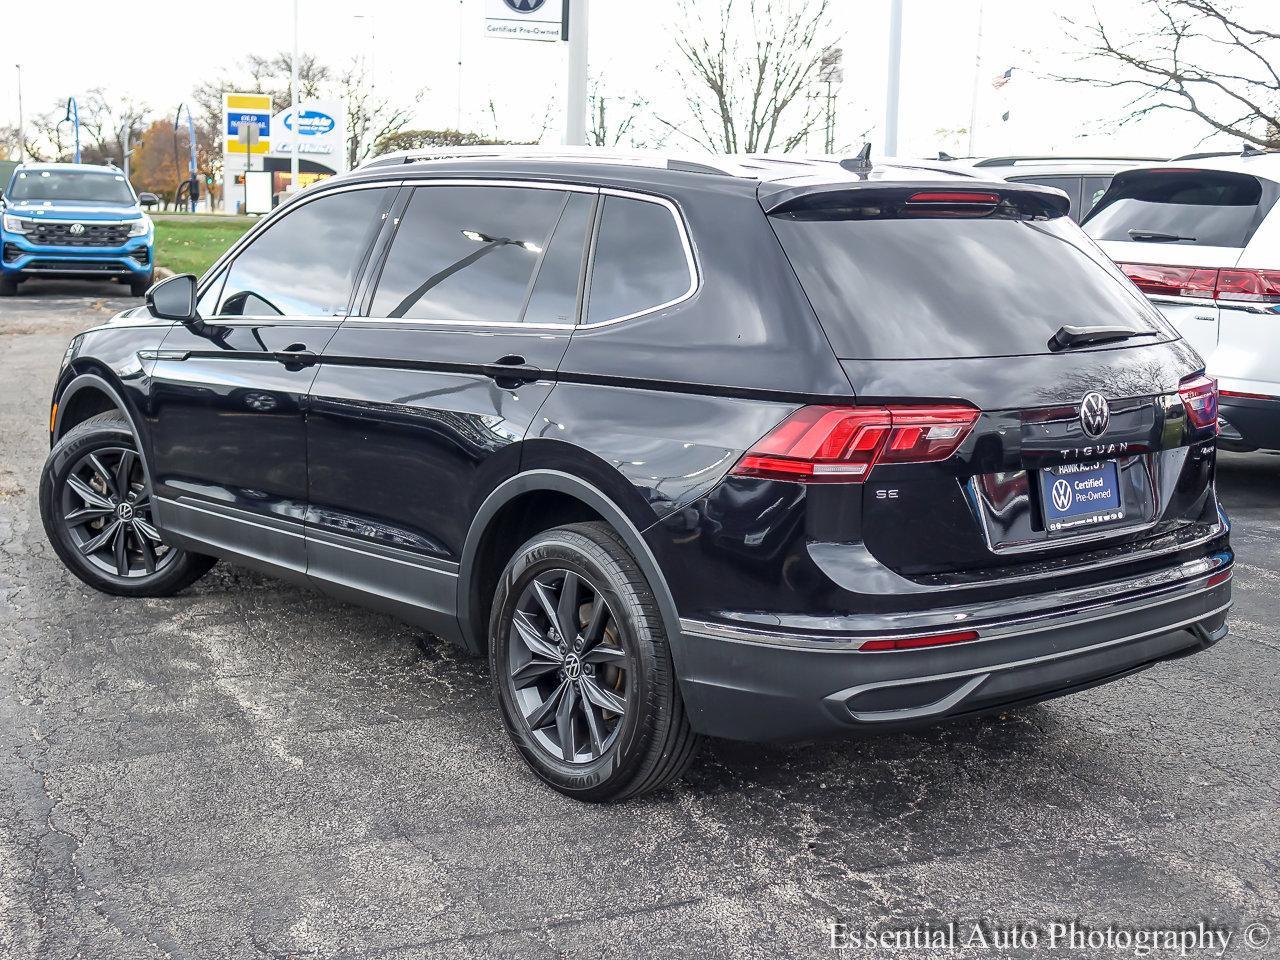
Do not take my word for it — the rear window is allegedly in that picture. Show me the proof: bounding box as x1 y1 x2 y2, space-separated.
1083 169 1275 248
770 190 1168 360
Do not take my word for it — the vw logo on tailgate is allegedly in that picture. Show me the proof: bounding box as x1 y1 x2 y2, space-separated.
1079 392 1110 438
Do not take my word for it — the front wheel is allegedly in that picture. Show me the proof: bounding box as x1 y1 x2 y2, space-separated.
489 521 702 802
39 413 216 597
129 273 154 298
0 275 17 296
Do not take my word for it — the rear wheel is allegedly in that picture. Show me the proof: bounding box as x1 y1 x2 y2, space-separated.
489 521 701 802
39 413 216 596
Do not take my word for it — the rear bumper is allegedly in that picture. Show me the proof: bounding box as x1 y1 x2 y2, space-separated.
676 560 1232 740
1219 395 1280 451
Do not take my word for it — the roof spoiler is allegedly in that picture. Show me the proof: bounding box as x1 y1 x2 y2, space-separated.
758 179 1073 217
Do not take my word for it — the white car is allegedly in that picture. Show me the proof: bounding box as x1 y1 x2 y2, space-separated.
1083 150 1280 451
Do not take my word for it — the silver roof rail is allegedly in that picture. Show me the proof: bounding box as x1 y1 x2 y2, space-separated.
359 145 755 177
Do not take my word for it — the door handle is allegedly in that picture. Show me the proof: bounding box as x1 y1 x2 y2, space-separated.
273 344 319 368
484 355 542 385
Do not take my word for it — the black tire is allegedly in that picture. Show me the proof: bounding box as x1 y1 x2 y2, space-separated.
39 412 217 597
489 521 702 802
129 273 154 298
0 275 17 296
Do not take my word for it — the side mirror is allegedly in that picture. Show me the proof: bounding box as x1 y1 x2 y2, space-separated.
138 192 160 208
146 274 199 323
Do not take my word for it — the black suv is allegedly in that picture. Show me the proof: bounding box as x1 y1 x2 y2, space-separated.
39 151 1233 801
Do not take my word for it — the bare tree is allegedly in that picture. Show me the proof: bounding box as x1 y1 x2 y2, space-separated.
243 52 334 113
483 96 557 145
341 57 418 169
24 104 75 162
588 76 664 148
1057 1 1280 148
77 88 150 167
662 0 834 153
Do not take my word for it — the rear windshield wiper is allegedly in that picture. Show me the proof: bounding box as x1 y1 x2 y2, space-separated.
1049 324 1160 351
1127 227 1196 242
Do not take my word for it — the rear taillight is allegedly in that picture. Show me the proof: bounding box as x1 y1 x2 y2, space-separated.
1178 374 1218 431
1118 262 1217 299
1213 268 1280 303
1118 263 1280 304
730 405 979 483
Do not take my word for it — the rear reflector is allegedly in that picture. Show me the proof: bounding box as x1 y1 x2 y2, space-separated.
859 630 980 652
1178 374 1218 431
1118 262 1280 303
730 405 979 483
1207 569 1232 588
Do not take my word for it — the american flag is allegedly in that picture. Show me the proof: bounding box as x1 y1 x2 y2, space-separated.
992 67 1013 89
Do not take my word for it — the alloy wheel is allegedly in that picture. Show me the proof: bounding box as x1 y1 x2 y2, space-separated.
507 568 631 764
58 445 173 579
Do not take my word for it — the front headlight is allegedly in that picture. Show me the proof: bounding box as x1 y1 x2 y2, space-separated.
127 215 152 238
2 213 29 234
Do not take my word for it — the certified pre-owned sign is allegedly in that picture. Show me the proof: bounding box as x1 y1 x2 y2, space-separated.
484 0 563 41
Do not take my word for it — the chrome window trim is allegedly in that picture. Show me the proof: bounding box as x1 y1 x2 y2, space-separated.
193 175 702 330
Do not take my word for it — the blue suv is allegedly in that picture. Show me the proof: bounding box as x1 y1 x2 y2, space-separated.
1 163 157 297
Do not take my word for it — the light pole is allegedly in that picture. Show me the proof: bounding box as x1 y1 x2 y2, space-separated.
884 0 903 157
64 96 81 163
175 104 198 211
15 65 24 163
120 123 135 182
290 0 300 191
563 0 589 146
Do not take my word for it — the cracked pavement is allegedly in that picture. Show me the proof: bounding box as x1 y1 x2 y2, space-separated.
1 281 1278 959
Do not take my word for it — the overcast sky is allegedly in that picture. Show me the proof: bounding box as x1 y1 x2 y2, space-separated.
1 0 1266 160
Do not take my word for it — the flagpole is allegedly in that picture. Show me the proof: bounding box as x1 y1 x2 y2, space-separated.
966 0 984 156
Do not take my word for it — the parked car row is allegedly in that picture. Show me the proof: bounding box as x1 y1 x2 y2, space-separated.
40 147 1234 800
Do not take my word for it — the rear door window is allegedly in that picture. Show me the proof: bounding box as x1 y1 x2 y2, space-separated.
370 185 572 323
1084 169 1276 248
770 189 1168 360
585 196 693 324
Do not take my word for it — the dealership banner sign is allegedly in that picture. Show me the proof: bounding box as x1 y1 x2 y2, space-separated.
485 0 564 41
269 100 349 174
223 93 272 156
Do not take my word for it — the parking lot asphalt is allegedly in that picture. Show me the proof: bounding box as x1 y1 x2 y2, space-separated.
1 282 1278 960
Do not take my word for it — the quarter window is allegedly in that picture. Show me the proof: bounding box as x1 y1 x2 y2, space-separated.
370 185 574 323
217 187 389 317
586 196 692 324
523 193 594 325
